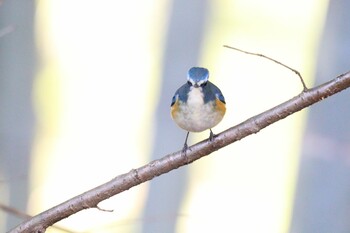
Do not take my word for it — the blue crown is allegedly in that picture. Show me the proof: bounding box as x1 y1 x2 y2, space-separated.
187 67 209 86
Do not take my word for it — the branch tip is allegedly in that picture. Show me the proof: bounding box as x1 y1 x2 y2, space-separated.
96 205 114 212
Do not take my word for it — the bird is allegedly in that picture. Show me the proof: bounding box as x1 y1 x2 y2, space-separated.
171 67 226 152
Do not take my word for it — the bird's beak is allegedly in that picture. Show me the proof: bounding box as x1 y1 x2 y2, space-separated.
193 83 200 88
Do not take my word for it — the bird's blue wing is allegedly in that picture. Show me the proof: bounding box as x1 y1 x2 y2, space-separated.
171 83 191 106
171 92 178 106
216 92 226 104
206 82 226 104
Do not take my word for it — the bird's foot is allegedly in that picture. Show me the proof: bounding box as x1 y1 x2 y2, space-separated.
181 142 189 164
182 142 188 154
209 129 216 142
182 132 190 152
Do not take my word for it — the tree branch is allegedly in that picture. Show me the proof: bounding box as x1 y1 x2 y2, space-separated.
8 71 350 233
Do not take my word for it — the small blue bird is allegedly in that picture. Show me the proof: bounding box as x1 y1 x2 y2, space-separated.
171 67 226 151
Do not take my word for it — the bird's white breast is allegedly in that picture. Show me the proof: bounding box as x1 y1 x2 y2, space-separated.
173 87 224 132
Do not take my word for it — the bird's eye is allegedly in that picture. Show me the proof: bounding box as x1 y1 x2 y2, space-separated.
187 81 192 86
201 82 207 87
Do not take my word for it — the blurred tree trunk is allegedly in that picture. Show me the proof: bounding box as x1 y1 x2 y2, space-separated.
0 0 36 231
290 0 350 232
141 0 208 232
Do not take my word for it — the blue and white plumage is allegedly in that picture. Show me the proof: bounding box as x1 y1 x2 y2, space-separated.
171 67 226 149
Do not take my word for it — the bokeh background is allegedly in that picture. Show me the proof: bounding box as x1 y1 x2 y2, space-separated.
1 0 349 232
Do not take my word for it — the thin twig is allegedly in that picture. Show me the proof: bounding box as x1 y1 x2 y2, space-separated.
223 45 308 91
96 205 113 212
0 203 77 233
0 25 15 38
0 203 31 220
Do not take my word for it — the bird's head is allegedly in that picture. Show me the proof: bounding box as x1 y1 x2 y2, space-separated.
187 67 209 88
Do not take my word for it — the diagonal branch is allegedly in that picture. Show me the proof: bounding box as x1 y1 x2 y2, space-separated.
8 71 350 233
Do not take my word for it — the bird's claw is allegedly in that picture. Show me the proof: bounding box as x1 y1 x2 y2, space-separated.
209 129 216 142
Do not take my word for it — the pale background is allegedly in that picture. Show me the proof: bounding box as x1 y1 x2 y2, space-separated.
1 0 349 232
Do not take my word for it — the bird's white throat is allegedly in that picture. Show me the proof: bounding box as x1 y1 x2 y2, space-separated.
187 87 204 106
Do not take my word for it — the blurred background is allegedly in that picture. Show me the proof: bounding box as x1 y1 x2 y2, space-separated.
0 0 349 232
